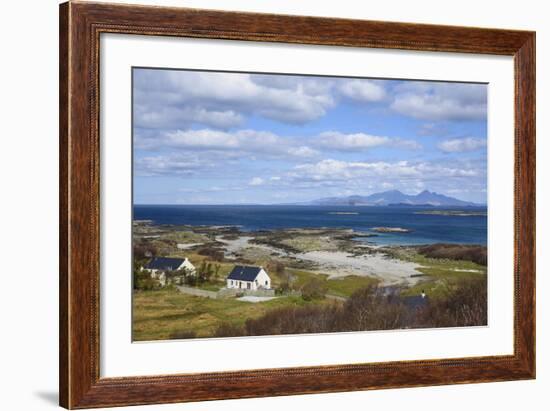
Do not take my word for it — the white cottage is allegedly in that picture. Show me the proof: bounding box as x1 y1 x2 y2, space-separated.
143 256 195 285
226 266 271 291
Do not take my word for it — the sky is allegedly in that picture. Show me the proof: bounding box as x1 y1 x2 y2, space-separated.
133 68 487 205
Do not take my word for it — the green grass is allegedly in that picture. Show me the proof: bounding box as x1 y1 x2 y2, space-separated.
326 275 379 297
391 250 487 298
134 231 489 341
133 290 320 341
163 230 209 244
284 269 379 298
287 269 325 288
194 281 224 292
280 235 338 252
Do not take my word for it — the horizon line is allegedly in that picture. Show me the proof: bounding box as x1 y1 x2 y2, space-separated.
133 203 488 207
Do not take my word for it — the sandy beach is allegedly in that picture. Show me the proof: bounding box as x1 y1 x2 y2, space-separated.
216 232 422 286
295 250 422 285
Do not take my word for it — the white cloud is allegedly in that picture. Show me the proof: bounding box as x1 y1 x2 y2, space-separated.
135 70 336 126
318 131 389 149
317 131 421 151
136 128 325 162
134 105 243 130
163 129 278 151
417 122 449 137
290 159 480 183
136 126 424 169
291 159 420 181
438 137 487 153
249 177 265 186
134 154 211 177
290 146 320 157
391 82 487 121
338 79 386 102
156 129 321 160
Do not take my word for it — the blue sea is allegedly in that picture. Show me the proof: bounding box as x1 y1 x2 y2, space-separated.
134 205 487 246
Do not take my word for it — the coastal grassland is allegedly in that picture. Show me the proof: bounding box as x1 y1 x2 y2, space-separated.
385 247 487 298
280 235 340 252
133 223 488 338
277 268 378 298
162 230 209 244
216 275 488 338
132 290 330 341
326 275 380 297
251 228 356 254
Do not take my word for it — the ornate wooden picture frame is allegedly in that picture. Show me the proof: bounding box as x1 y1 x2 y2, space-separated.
59 1 535 408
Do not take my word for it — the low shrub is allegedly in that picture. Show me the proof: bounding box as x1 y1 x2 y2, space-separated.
169 330 197 340
239 279 487 337
213 323 246 338
418 243 487 266
420 276 487 327
301 278 328 301
197 247 224 261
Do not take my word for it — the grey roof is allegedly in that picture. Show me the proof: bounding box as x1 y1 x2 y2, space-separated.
145 257 186 271
402 295 429 309
227 266 263 282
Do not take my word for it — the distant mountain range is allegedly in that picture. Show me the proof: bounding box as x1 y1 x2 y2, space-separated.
294 190 483 207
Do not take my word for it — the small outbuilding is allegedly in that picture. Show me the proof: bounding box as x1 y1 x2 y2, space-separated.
143 256 195 285
226 266 271 291
402 290 429 310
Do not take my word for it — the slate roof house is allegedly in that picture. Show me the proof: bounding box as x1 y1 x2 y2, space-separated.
402 291 429 310
143 256 195 286
226 266 271 291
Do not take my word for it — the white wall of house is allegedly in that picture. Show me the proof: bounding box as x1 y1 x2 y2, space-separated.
180 258 196 274
147 269 166 286
256 269 271 289
226 279 255 290
226 269 271 290
143 258 196 286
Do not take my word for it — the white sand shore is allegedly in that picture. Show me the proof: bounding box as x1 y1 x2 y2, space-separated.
216 236 254 257
216 236 288 258
237 296 279 303
217 235 422 286
296 251 422 286
176 242 203 250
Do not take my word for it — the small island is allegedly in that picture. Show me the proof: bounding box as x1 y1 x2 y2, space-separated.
371 227 412 233
414 210 487 217
328 211 360 215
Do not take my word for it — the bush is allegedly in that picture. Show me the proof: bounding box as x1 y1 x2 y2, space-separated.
214 323 246 338
245 304 342 336
420 276 487 327
133 264 161 291
343 286 408 331
266 260 285 275
301 278 327 301
197 247 224 261
238 279 487 337
276 282 291 295
184 274 198 286
418 243 487 266
170 330 197 340
133 243 158 260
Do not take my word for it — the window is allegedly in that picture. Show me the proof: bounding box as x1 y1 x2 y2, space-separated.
265 280 268 286
247 283 251 289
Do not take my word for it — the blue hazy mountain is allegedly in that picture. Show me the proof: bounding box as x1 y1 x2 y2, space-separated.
297 190 481 207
